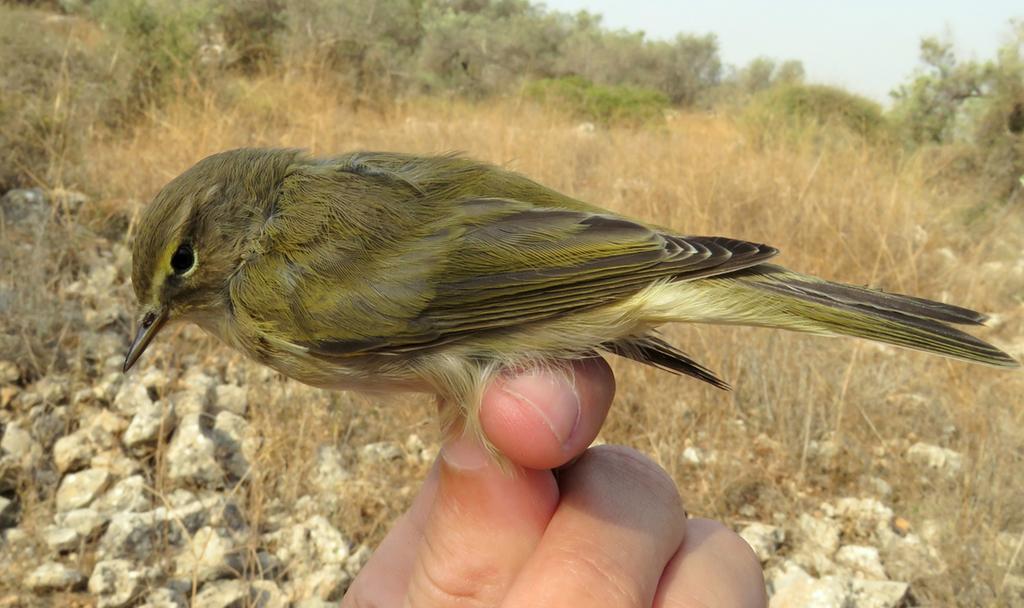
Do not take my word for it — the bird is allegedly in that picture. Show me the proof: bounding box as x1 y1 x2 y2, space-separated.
124 148 1019 455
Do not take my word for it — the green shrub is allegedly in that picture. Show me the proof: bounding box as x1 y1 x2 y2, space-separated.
0 7 121 190
91 0 216 108
742 83 890 143
525 76 668 126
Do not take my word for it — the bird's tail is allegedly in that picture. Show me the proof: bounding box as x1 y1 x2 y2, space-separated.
666 264 1019 368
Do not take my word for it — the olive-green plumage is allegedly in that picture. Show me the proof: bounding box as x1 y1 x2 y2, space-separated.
126 148 1019 452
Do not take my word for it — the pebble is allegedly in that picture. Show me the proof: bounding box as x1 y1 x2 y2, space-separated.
214 384 248 416
25 561 85 592
124 399 177 449
740 522 786 563
906 442 963 474
174 526 242 583
89 559 145 608
56 468 111 512
358 441 403 463
166 413 223 487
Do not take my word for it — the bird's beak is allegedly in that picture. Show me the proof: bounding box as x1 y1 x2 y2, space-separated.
123 308 168 372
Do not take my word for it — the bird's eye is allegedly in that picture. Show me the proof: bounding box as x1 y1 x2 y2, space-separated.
170 244 195 275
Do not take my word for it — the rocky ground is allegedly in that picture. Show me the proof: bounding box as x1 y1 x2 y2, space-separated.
1 186 1021 607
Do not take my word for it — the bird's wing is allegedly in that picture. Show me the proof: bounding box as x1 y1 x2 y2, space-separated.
243 197 777 357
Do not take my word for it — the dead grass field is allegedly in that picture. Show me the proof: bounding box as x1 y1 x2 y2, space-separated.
7 69 1024 604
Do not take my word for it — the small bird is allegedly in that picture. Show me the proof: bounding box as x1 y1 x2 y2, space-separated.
124 148 1019 453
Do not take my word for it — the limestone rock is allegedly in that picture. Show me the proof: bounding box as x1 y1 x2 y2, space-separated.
1 422 41 468
56 468 111 511
289 565 350 602
0 495 16 529
124 399 177 449
212 410 250 480
906 442 962 475
166 413 223 487
43 525 80 552
770 569 848 608
89 559 145 608
358 441 402 463
192 579 248 608
214 384 248 416
740 522 786 563
174 526 242 583
794 512 841 574
836 545 886 579
56 507 107 540
25 561 85 592
849 579 910 608
139 587 188 608
112 378 153 417
94 474 151 514
250 580 289 608
53 428 99 473
312 445 350 495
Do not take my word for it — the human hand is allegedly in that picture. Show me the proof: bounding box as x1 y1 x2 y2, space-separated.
343 358 766 607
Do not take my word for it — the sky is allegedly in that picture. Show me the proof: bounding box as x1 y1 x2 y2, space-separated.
542 0 1022 103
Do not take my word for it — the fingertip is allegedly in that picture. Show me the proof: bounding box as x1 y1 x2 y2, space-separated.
481 358 615 470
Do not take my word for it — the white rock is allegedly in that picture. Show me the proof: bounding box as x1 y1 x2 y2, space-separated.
56 468 111 511
112 379 153 416
0 495 17 528
740 523 786 563
56 507 107 539
89 559 145 608
25 561 85 591
794 513 841 575
124 399 177 449
770 572 849 608
834 498 893 539
0 360 19 384
287 566 350 602
906 442 962 474
766 561 812 597
212 410 250 479
214 384 248 416
345 544 373 577
849 579 910 608
44 526 81 552
681 446 703 464
139 587 188 608
53 429 99 473
174 526 242 583
181 370 216 401
91 448 143 477
193 579 248 608
250 580 289 608
271 515 352 599
1 422 41 466
312 445 350 494
359 441 402 463
836 545 886 579
86 408 130 435
166 413 223 486
797 512 841 555
166 389 208 418
138 368 171 392
94 474 151 514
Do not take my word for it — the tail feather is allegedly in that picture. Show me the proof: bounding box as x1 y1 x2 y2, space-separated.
721 265 1018 368
604 335 731 390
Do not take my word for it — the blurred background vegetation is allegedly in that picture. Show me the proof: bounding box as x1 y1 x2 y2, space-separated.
1 0 1022 202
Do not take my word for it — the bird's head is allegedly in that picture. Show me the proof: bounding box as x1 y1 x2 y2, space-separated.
123 148 302 371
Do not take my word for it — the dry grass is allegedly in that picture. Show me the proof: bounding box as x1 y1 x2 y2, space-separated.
11 70 1024 604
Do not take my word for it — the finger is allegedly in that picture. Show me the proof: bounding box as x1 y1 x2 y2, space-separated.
653 518 767 608
341 462 440 606
403 433 559 606
503 445 687 607
480 357 615 470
